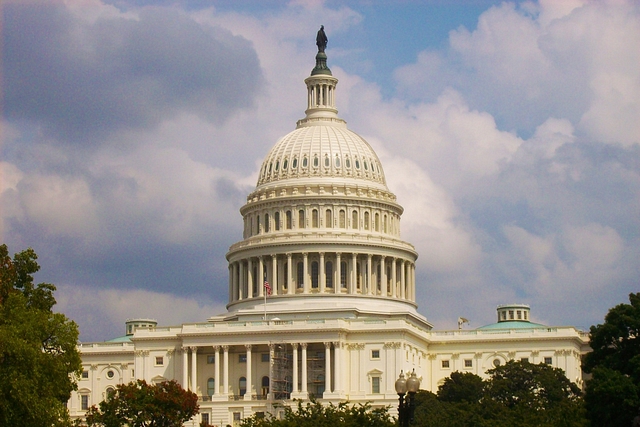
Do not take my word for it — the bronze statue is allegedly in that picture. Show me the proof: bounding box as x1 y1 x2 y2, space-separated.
316 25 327 53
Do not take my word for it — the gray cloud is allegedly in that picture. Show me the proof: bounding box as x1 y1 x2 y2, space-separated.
4 4 263 144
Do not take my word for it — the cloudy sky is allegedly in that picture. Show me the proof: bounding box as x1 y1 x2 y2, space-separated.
2 0 638 342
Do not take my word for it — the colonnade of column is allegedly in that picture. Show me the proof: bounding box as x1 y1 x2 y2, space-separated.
228 252 416 304
181 342 343 400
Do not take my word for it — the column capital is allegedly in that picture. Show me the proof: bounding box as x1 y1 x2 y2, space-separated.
367 253 372 260
324 342 332 349
300 343 308 349
222 345 229 351
336 252 342 257
319 252 325 256
272 254 277 260
245 344 252 350
302 252 308 258
286 252 292 259
189 346 198 352
291 343 299 349
213 345 220 351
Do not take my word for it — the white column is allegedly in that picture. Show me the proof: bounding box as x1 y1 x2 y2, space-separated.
324 342 331 394
228 265 232 303
247 258 253 298
397 260 404 299
335 253 341 294
351 253 357 294
182 347 188 389
380 257 386 296
232 263 239 302
245 345 252 400
258 257 264 297
214 346 220 396
292 344 299 393
287 253 293 295
301 343 308 393
400 263 406 299
190 346 197 393
271 255 278 295
319 252 325 293
367 254 373 295
238 262 244 300
303 253 309 294
223 345 229 395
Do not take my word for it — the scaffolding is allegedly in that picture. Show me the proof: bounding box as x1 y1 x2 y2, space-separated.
271 343 291 400
307 346 326 398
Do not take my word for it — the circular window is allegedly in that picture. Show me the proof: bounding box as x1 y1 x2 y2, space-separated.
493 359 501 367
283 159 288 170
292 158 298 169
106 370 115 379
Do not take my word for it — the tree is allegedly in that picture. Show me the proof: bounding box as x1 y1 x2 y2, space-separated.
85 380 198 427
437 371 485 404
240 398 395 427
583 292 640 426
0 244 82 427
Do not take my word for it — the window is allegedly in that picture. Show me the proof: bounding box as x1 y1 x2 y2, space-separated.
521 357 529 363
275 160 279 171
493 359 502 367
339 210 345 228
509 310 514 320
261 353 270 363
371 350 380 359
302 157 308 168
298 210 305 228
335 156 341 168
233 412 241 421
274 212 280 231
202 413 210 425
383 215 388 233
523 311 528 320
517 310 522 319
283 261 288 289
325 209 332 228
442 360 450 368
257 215 261 234
106 387 115 397
312 209 318 228
264 214 270 232
283 159 288 170
352 210 358 229
325 261 333 288
261 376 270 396
374 213 379 231
313 156 319 167
345 158 351 168
239 354 247 363
372 377 381 394
81 395 89 410
239 377 247 396
207 355 215 364
292 158 298 169
544 357 553 365
286 210 292 229
355 159 360 169
311 261 319 289
297 262 304 289
464 359 472 368
155 356 164 366
82 370 89 379
364 212 370 230
501 311 507 321
340 261 347 288
207 378 215 396
324 156 330 168
106 370 114 379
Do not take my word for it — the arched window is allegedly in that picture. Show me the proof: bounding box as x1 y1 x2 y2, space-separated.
352 211 358 229
207 378 215 397
312 209 319 228
325 261 333 288
261 376 270 397
253 266 258 295
274 211 280 231
375 213 379 231
356 263 361 290
283 261 288 290
325 209 332 228
364 212 370 230
387 266 392 293
376 264 381 292
340 261 347 288
339 210 346 228
286 211 292 229
311 261 319 289
302 157 308 168
239 377 247 396
292 157 298 169
257 215 261 234
297 262 304 289
298 210 305 229
383 214 387 233
264 214 270 233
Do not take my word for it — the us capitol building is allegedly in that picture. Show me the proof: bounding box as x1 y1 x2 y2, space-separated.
68 36 590 426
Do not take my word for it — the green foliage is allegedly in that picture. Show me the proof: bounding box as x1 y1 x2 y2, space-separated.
413 361 587 427
85 380 199 427
583 292 640 426
240 398 395 427
0 244 82 427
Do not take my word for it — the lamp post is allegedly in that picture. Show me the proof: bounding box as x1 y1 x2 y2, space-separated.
395 369 420 426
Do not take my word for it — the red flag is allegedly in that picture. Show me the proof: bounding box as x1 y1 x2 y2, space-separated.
263 280 272 296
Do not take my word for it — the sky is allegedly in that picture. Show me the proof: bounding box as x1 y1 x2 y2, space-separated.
2 0 639 342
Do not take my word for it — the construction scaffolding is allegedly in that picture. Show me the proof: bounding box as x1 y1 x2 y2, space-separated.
307 347 326 398
270 343 292 400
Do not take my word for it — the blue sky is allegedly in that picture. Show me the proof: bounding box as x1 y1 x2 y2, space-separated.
2 0 639 341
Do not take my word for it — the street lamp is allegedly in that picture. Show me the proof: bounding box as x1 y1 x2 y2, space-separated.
395 369 420 427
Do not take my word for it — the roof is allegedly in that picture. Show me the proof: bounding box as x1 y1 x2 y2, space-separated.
477 320 548 330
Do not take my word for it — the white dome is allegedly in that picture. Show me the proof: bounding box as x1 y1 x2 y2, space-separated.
256 124 387 190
